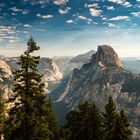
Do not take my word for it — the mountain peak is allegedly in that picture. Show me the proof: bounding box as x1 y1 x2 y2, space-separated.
91 45 122 68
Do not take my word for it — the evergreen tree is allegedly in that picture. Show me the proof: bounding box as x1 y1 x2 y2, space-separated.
112 110 132 140
46 97 59 140
112 111 132 140
64 109 81 140
65 101 104 140
103 96 132 140
103 96 117 139
86 102 104 140
4 37 54 140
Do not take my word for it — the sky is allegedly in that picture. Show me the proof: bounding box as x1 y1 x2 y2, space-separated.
1 0 140 58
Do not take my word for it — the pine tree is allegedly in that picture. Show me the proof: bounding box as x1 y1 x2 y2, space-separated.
4 37 52 140
65 101 104 140
86 102 104 140
46 97 59 140
112 110 132 140
64 109 81 140
103 96 117 140
103 96 132 140
112 111 132 140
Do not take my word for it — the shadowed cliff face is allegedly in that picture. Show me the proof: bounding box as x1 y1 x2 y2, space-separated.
57 45 140 138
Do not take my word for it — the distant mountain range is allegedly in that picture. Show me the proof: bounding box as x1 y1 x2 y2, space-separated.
0 47 140 139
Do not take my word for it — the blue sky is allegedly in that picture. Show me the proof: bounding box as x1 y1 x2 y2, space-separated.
1 0 140 57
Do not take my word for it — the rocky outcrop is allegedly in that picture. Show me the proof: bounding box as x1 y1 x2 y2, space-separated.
70 50 96 64
57 45 140 139
0 59 13 100
0 59 13 80
91 45 122 67
38 58 63 82
5 57 63 83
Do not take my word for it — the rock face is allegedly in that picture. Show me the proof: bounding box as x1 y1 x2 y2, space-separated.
0 59 13 100
57 45 140 139
53 50 96 76
92 45 122 68
0 59 13 81
70 50 96 64
4 56 63 94
38 58 63 82
5 57 63 83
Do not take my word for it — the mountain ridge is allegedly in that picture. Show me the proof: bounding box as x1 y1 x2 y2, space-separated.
56 45 140 139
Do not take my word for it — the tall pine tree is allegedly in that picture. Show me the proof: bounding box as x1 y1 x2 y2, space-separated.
4 37 54 140
65 101 104 140
112 110 132 140
46 97 59 140
103 96 132 140
103 96 117 140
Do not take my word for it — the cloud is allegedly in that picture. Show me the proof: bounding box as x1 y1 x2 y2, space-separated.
23 24 32 27
9 40 19 43
23 0 68 5
84 3 100 8
0 26 20 44
66 19 74 24
36 13 53 19
9 7 29 15
107 23 118 27
106 6 115 10
77 15 93 24
24 0 48 8
89 8 103 16
58 7 71 14
78 15 87 20
23 31 29 34
108 0 132 7
22 10 29 14
52 0 68 5
131 12 140 17
9 7 23 12
109 16 130 21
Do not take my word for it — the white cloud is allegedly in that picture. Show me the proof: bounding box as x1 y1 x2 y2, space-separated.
23 24 32 27
106 6 115 10
108 23 117 27
108 0 132 7
36 13 53 19
9 7 23 12
109 16 130 21
22 10 29 14
9 40 19 43
89 8 102 16
52 0 68 5
131 12 140 17
85 3 100 8
66 20 74 24
102 17 107 20
23 31 29 34
77 15 93 24
58 7 71 14
78 16 87 20
0 26 20 43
